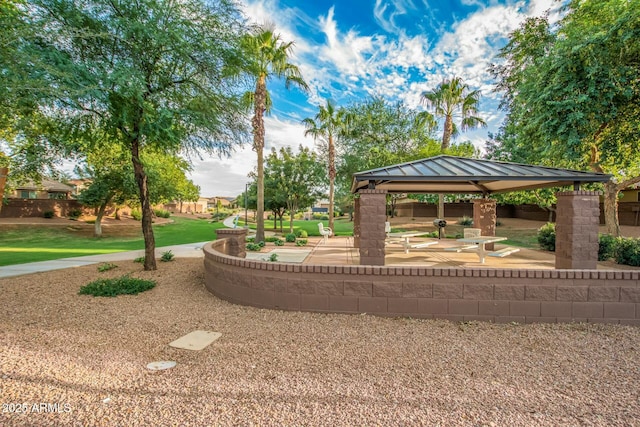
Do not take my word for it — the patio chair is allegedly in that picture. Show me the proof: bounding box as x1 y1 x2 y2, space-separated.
318 222 333 243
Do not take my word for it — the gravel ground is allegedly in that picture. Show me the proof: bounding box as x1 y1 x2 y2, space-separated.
1 258 640 426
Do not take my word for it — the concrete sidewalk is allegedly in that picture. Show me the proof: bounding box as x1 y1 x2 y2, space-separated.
0 242 210 279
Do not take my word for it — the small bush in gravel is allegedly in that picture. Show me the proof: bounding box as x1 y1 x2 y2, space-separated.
97 263 118 272
258 241 265 248
296 239 308 247
246 243 262 251
273 238 284 246
598 234 618 261
79 275 156 297
614 237 640 267
160 250 175 262
285 233 297 243
266 253 278 262
537 223 556 251
296 229 308 238
133 256 145 263
265 236 279 242
458 216 473 226
43 210 54 219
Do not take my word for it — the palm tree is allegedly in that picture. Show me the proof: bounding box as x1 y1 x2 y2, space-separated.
421 77 487 220
242 25 309 242
302 99 347 235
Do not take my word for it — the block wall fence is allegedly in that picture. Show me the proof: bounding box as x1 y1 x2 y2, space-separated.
204 236 640 325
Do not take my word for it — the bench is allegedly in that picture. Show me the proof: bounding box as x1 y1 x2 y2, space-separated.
408 241 438 249
488 247 520 257
318 222 333 244
445 244 478 252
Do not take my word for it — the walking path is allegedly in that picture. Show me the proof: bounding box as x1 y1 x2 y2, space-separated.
0 242 210 279
0 216 275 279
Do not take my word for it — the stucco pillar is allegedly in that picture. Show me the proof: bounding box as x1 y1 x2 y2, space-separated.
353 196 361 248
473 198 497 250
358 189 387 265
555 191 600 270
215 228 248 258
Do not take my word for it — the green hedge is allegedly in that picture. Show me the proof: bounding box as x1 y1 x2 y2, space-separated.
537 223 640 266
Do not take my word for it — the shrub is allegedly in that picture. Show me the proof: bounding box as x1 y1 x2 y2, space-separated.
246 237 255 243
537 223 556 251
79 275 156 297
154 209 171 218
97 262 117 272
598 234 618 261
160 250 174 262
246 243 262 251
258 241 265 248
43 211 54 219
273 239 284 246
131 209 142 221
458 216 473 226
285 233 297 242
68 209 82 219
133 256 145 263
296 239 308 247
296 229 308 238
267 253 278 262
265 236 279 242
614 237 640 267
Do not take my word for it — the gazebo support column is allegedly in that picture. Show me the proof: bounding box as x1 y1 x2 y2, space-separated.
555 191 600 270
353 196 360 248
473 198 497 251
357 189 387 265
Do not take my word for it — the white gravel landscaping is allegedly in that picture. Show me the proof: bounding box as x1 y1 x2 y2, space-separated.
1 258 639 426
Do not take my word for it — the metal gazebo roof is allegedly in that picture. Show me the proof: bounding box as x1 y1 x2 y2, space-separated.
351 155 611 195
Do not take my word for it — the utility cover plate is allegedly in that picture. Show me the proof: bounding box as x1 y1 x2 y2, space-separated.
169 330 222 351
146 361 176 371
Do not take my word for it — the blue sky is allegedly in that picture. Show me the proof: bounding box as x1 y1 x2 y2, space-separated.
191 0 564 197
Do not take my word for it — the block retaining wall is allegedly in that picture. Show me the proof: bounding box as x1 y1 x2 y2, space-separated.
204 239 640 325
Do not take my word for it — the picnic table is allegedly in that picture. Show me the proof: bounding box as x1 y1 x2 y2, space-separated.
455 236 508 263
386 231 437 254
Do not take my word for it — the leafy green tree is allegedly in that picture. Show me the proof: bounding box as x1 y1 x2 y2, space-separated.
303 99 348 232
421 77 487 221
491 0 640 235
18 0 247 270
338 97 440 193
241 25 309 243
264 146 325 234
337 97 450 216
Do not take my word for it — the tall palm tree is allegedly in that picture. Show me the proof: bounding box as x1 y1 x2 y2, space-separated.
421 76 486 151
302 99 347 235
421 77 487 221
242 25 309 242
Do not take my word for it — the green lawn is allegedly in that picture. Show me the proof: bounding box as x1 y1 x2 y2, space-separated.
0 217 226 267
243 218 354 236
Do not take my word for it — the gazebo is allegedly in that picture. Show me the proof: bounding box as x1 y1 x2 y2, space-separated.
351 155 610 269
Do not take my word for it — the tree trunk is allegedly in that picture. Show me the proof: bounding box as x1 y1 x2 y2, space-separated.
94 199 110 238
252 76 267 243
603 181 621 236
131 139 157 271
289 207 295 234
0 167 8 215
328 135 335 235
441 115 453 151
437 194 445 218
114 207 121 220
